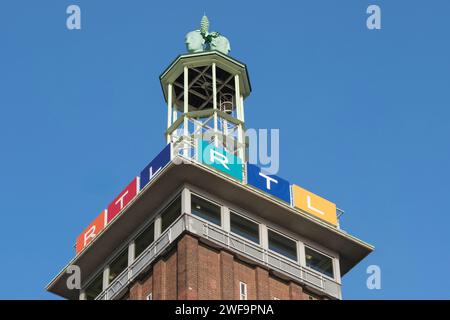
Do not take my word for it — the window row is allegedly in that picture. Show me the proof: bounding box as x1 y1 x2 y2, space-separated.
190 194 335 280
84 192 335 299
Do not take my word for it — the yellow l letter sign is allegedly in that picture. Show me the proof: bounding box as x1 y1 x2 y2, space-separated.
292 185 337 226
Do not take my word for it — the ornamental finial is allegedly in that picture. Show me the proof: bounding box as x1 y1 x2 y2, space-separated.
185 16 231 55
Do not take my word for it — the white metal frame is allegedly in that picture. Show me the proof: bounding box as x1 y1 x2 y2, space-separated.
165 61 246 164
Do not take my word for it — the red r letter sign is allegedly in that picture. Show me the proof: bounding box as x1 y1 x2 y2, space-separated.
76 210 106 253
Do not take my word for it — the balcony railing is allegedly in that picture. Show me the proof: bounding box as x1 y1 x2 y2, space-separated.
95 213 341 300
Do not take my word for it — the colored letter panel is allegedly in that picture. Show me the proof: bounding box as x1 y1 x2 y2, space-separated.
140 144 171 190
106 177 139 223
246 164 291 203
292 184 337 226
199 140 243 181
76 210 106 254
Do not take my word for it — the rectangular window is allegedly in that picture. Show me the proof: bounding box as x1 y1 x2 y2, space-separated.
191 195 221 226
108 248 128 284
268 230 297 261
230 212 259 244
161 196 181 233
239 281 247 300
85 272 103 300
134 222 155 258
305 247 334 278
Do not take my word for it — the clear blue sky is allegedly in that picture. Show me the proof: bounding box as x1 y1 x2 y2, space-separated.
1 0 449 299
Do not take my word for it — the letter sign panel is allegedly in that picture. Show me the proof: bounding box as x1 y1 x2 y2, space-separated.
76 210 106 254
140 144 171 190
106 177 139 223
292 184 337 226
199 140 243 181
246 164 291 203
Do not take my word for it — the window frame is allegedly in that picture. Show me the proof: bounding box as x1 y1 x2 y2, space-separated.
107 247 129 285
160 194 182 234
190 193 222 226
229 211 261 245
267 228 298 263
303 245 335 280
83 271 104 300
239 281 247 300
134 221 155 259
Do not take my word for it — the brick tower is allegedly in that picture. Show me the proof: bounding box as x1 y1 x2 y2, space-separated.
47 20 373 300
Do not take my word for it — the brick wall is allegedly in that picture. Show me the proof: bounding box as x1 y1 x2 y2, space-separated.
124 233 321 300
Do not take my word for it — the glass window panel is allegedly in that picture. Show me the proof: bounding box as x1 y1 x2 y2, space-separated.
191 195 221 226
305 247 334 278
85 272 103 300
239 281 247 300
109 248 128 284
161 196 181 233
135 222 155 258
230 212 259 244
268 230 297 261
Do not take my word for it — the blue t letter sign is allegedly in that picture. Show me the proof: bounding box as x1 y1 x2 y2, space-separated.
247 164 291 204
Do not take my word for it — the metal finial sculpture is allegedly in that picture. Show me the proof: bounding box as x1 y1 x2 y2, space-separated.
200 15 209 36
185 15 231 55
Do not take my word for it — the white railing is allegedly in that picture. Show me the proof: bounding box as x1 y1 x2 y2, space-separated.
94 213 341 300
188 215 341 299
95 215 186 300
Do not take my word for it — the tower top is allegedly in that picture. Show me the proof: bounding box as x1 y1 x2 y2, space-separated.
46 18 374 301
185 16 231 55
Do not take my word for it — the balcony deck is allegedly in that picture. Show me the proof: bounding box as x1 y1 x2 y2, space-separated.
96 213 341 300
